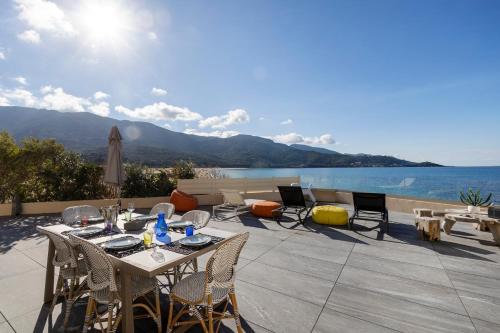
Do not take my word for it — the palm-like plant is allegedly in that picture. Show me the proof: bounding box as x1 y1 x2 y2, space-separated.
459 188 493 207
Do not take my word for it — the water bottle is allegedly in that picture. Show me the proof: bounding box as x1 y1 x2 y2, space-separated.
155 212 171 244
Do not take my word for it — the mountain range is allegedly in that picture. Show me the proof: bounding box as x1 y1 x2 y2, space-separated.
0 106 440 168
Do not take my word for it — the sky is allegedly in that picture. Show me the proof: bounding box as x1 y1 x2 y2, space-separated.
0 0 500 166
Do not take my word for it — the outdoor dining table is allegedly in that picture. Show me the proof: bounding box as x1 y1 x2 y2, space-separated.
37 213 237 333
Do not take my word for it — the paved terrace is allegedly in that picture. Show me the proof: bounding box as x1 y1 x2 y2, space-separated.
1 205 500 333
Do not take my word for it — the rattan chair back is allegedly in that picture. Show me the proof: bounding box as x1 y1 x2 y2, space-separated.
181 210 210 229
39 228 78 268
62 205 101 225
150 203 175 218
68 234 118 292
206 232 249 290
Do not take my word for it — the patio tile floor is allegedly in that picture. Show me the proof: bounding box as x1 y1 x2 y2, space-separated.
0 204 499 332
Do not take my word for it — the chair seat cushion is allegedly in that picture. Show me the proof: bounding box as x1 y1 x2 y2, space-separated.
170 190 198 212
312 206 348 225
251 201 282 218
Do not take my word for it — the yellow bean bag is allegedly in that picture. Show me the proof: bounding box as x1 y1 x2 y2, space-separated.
312 206 348 225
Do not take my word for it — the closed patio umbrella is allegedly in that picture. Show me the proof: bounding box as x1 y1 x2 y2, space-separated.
103 126 124 197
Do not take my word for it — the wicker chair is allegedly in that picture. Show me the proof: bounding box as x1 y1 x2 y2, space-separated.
182 210 210 229
159 210 212 291
62 205 101 225
176 210 211 279
167 232 249 333
150 203 175 219
68 234 161 333
39 228 88 328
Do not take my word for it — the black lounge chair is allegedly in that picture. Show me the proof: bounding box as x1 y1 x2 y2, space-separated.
273 186 316 224
349 192 389 232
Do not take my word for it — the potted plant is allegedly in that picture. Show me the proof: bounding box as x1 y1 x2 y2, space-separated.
459 188 493 214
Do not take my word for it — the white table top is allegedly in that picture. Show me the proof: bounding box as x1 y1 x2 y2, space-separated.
37 213 237 277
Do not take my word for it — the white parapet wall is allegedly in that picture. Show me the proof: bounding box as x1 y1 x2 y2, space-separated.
0 177 467 216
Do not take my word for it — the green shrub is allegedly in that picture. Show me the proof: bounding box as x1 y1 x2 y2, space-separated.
121 164 174 198
171 160 196 180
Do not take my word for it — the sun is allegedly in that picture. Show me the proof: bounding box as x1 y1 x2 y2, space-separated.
78 1 132 47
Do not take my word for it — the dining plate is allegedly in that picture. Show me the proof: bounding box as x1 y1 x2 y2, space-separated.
68 226 103 238
131 215 157 222
169 221 193 229
102 236 142 251
179 234 212 247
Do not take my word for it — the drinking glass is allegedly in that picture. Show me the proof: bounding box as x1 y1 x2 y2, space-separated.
151 246 165 262
143 228 153 248
127 202 135 221
185 225 194 237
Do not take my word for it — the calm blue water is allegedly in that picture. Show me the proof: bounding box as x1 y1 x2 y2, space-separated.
221 167 500 203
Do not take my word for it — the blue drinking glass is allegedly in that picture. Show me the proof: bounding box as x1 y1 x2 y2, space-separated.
185 225 194 237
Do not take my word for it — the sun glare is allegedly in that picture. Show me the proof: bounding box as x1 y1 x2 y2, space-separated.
78 1 132 47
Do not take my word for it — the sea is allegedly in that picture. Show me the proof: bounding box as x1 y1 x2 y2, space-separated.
221 167 500 203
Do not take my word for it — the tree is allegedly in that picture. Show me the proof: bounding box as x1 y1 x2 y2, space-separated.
0 132 21 203
0 132 108 204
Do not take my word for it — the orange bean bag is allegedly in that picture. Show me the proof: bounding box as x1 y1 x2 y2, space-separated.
170 190 198 212
251 201 281 218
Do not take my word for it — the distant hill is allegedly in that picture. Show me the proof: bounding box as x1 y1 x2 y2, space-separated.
0 106 441 168
291 144 341 155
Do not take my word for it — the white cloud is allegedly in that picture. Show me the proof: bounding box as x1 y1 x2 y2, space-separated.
198 108 250 129
93 91 109 100
184 128 239 138
0 88 38 107
258 117 265 121
148 31 158 40
17 29 41 43
14 0 76 37
40 87 89 112
280 119 293 125
12 76 28 85
0 51 5 60
151 87 167 96
39 85 53 94
2 84 110 117
88 101 110 117
271 133 335 145
115 102 202 122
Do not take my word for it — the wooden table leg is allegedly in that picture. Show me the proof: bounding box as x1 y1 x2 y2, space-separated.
487 222 500 246
43 240 55 304
442 218 456 235
120 270 134 333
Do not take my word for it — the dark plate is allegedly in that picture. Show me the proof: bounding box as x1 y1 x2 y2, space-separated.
68 226 103 238
131 215 157 222
102 236 142 251
169 221 193 229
